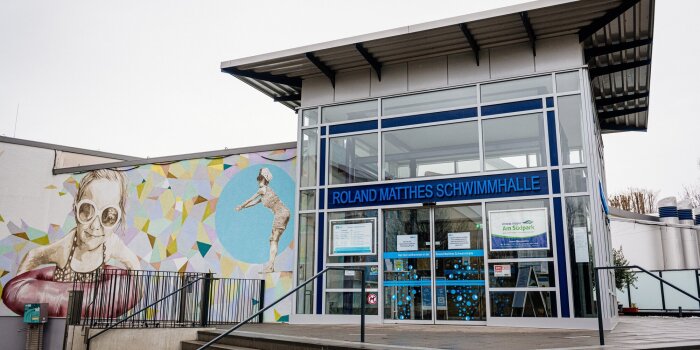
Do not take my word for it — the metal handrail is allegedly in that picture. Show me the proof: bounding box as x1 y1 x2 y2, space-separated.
594 265 700 346
85 275 208 350
197 267 366 349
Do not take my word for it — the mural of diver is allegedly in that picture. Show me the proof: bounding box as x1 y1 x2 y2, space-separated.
235 167 290 273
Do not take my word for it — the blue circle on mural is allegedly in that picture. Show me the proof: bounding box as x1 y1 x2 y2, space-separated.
215 164 295 264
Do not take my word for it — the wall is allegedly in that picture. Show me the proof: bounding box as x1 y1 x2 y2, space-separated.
65 326 210 350
610 218 664 270
610 217 700 271
0 141 297 348
0 317 66 350
301 35 582 107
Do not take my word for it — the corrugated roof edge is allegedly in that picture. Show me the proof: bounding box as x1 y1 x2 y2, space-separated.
220 0 578 69
0 136 143 161
52 141 297 175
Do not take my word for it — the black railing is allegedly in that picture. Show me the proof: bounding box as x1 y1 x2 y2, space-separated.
197 267 366 350
594 265 700 346
619 268 700 313
67 269 263 349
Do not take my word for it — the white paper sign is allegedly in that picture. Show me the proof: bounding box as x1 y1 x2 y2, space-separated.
397 234 418 251
331 221 374 255
494 264 511 277
448 232 471 250
573 227 590 263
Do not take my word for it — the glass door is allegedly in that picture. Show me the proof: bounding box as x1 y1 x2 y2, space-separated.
383 208 433 322
433 205 485 322
383 205 485 323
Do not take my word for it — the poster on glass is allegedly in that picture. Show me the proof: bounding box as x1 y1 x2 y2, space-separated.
488 208 549 251
329 218 376 256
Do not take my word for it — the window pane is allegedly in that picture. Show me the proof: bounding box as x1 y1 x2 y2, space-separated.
563 168 588 193
382 86 477 116
296 213 315 314
481 76 553 103
490 291 557 317
558 95 584 165
327 210 378 264
329 133 378 184
326 292 378 315
300 129 318 187
556 71 580 93
566 196 596 317
322 100 377 123
299 190 315 210
325 266 378 290
302 108 318 126
383 122 479 180
483 113 546 170
486 199 552 259
489 261 555 288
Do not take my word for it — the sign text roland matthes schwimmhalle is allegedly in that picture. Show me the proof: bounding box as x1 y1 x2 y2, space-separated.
327 171 549 209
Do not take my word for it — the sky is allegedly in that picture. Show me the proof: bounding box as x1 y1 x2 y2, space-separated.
0 0 698 200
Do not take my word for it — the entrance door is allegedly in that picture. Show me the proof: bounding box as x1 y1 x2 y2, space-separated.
382 205 485 323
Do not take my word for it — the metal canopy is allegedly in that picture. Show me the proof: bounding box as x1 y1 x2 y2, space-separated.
221 0 654 133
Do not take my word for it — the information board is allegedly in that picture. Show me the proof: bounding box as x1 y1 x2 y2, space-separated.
488 208 549 251
330 219 376 256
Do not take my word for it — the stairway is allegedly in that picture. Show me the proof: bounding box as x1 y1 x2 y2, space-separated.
181 329 375 350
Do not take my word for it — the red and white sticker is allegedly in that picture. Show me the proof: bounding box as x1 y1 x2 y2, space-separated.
494 264 511 277
367 293 378 305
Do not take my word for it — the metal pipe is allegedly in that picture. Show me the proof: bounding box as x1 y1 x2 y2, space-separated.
594 269 604 345
659 197 684 269
360 269 366 343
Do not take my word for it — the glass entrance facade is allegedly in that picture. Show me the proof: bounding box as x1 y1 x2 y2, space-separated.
383 205 485 322
294 69 605 326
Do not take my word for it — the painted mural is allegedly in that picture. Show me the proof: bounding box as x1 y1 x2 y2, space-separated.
0 146 296 322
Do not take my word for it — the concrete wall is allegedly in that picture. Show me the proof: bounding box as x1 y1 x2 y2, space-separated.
0 316 66 350
65 326 211 350
301 35 582 107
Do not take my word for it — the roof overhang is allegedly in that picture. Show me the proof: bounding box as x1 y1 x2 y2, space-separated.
221 0 654 133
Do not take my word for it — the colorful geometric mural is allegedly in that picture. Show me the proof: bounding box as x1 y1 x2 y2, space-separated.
0 147 296 322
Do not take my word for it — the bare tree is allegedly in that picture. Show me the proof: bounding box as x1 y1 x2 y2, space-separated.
681 183 700 208
608 188 659 214
680 159 700 208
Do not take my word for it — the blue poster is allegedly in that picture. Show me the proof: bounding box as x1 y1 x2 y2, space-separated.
420 277 447 309
488 208 549 251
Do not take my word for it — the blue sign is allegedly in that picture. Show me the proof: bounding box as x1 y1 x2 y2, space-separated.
383 250 484 259
489 208 550 251
327 171 548 209
421 277 447 309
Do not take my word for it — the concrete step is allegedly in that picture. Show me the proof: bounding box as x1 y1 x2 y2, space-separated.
181 339 258 350
195 329 428 350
